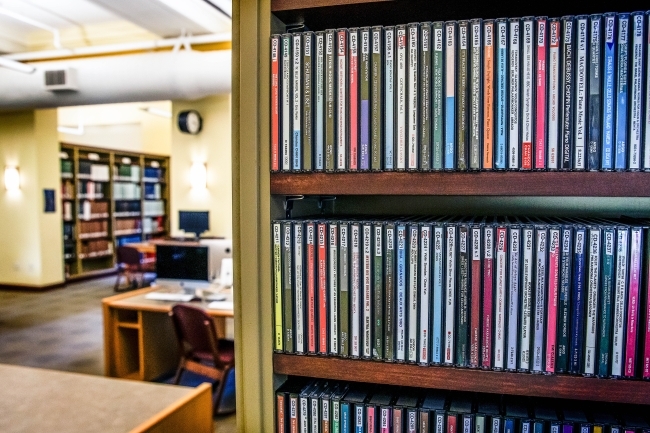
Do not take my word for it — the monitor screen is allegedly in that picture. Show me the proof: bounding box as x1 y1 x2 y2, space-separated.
155 244 210 282
178 210 209 237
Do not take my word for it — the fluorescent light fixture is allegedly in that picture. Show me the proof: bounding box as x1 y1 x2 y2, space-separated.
58 124 84 136
141 107 172 118
4 166 20 191
121 157 132 165
190 162 207 189
0 6 61 49
0 57 35 74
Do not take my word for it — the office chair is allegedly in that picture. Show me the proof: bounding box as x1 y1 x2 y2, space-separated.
114 245 156 292
169 304 235 415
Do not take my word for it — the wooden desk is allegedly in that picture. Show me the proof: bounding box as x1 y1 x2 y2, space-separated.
126 239 203 255
103 287 234 381
0 363 213 433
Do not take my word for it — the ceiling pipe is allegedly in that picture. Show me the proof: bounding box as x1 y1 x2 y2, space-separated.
5 32 230 62
0 49 231 111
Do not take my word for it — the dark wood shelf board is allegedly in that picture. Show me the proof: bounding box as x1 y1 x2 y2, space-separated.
274 354 650 405
272 0 392 12
270 172 650 196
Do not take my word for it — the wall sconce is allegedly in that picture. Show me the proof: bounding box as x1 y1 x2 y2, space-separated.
4 166 20 191
190 162 207 189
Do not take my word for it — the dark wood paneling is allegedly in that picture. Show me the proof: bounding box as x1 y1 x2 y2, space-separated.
271 172 650 196
274 354 650 404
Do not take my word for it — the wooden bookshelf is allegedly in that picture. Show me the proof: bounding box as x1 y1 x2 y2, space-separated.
59 143 169 280
271 172 650 196
274 354 650 405
233 0 650 431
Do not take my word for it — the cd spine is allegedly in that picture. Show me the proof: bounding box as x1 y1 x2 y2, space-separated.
445 21 457 170
614 14 629 171
521 17 535 170
573 15 588 170
494 224 507 370
483 20 495 170
371 26 384 171
407 23 420 171
547 19 561 170
508 19 521 170
294 222 305 354
396 26 408 170
271 35 281 172
329 223 339 355
481 225 494 369
469 18 483 170
587 15 601 171
601 14 616 171
457 21 470 171
360 27 371 171
495 19 508 170
282 34 292 171
292 33 302 171
303 32 314 171
336 29 348 172
349 29 359 171
325 30 336 171
420 23 433 171
314 32 325 171
559 17 574 170
534 17 548 170
339 223 350 357
384 27 395 170
432 22 445 170
407 223 420 362
628 12 644 170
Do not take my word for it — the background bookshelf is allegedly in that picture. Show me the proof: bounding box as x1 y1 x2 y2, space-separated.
60 143 169 280
233 0 650 431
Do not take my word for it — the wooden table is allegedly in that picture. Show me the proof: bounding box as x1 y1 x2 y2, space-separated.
102 287 234 382
0 363 213 433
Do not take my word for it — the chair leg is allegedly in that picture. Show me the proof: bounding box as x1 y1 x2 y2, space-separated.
173 363 185 385
212 365 233 415
114 269 126 292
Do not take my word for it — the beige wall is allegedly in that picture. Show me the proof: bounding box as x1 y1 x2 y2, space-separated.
0 109 64 287
57 102 172 156
170 95 232 239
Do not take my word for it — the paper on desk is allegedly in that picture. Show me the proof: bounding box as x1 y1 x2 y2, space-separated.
144 292 195 302
207 300 234 310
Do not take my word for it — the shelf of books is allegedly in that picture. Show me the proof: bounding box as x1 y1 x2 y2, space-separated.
233 0 650 431
59 144 169 280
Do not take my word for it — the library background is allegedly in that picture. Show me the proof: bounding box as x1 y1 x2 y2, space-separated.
0 0 237 431
233 0 650 432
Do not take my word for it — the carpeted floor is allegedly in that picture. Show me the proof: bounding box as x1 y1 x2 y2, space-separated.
0 276 236 433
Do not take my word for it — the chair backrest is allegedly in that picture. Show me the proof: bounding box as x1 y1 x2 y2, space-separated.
170 304 228 369
116 246 141 266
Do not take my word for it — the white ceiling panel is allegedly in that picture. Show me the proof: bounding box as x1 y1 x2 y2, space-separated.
87 0 230 38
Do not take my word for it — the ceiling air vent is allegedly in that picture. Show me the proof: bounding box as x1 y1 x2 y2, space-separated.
44 68 78 91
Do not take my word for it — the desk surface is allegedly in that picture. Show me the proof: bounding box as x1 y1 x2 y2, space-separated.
106 286 234 318
0 364 212 433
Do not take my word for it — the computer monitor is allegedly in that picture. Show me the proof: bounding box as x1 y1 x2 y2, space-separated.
199 238 233 285
155 244 211 292
178 210 210 238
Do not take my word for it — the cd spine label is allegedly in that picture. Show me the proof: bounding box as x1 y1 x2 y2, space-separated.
508 20 520 169
574 16 588 170
521 18 534 170
349 29 359 171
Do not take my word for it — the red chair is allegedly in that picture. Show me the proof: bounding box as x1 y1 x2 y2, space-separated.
113 245 156 292
169 304 235 415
